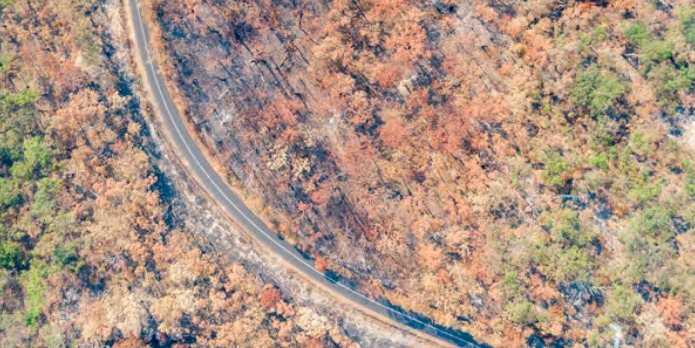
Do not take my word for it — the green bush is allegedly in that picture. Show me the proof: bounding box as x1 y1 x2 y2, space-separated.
590 152 609 170
0 240 23 270
679 5 695 45
572 66 627 115
38 324 65 348
0 89 39 111
0 0 15 8
533 240 593 284
8 137 52 181
619 204 678 286
503 271 518 285
606 284 643 321
76 24 102 66
543 150 572 188
0 90 39 128
625 23 650 45
0 177 22 209
661 66 695 94
9 160 32 181
646 63 695 111
32 178 62 225
627 173 664 204
684 160 695 198
22 261 50 326
23 136 51 172
547 209 594 247
634 205 673 240
555 245 592 283
629 130 652 157
589 115 620 151
0 52 12 73
52 243 78 267
578 26 608 54
506 299 537 324
0 91 40 167
642 40 674 62
624 23 673 62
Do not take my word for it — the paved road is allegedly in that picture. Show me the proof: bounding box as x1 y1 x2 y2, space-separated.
127 1 484 346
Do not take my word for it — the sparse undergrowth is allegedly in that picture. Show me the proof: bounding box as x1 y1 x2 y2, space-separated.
151 0 695 346
0 1 361 347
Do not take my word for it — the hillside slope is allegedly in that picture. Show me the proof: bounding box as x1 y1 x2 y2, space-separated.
150 0 695 345
0 0 389 346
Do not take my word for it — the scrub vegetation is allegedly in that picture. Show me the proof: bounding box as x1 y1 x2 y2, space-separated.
0 1 360 346
150 0 695 345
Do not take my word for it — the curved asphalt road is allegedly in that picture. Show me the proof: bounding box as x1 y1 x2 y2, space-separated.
127 1 484 346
